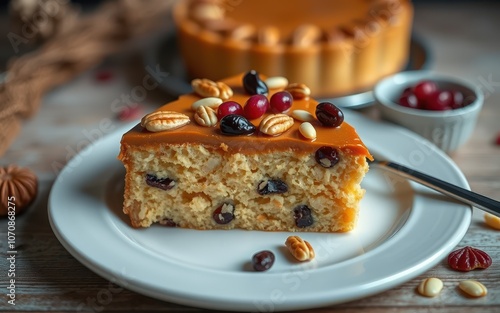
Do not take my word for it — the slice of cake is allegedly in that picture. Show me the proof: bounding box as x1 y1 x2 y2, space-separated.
173 0 413 97
118 71 372 232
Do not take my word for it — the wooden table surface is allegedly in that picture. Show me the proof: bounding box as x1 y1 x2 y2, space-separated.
1 3 499 312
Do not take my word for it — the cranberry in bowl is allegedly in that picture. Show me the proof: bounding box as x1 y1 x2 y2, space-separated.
374 71 483 153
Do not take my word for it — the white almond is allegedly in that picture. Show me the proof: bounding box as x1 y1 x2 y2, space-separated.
292 110 315 122
192 97 223 111
265 76 289 90
417 278 443 297
299 122 316 140
459 280 488 297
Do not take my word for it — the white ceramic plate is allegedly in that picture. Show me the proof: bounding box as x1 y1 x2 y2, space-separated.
48 110 471 311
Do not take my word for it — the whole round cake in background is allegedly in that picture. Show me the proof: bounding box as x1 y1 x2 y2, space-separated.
173 0 413 98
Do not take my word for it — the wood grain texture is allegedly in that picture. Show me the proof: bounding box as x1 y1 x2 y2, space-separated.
1 3 500 312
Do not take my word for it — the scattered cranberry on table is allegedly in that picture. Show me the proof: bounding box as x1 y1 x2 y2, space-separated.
397 80 472 111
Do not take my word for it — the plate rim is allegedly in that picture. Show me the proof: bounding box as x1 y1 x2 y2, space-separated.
48 110 471 311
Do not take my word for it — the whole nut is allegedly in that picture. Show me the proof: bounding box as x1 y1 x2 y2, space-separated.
291 24 322 46
191 3 224 21
140 111 190 132
484 213 500 230
265 76 289 90
417 277 443 297
191 97 223 111
299 122 316 140
230 24 256 41
194 106 218 127
458 280 488 298
285 235 315 262
258 26 280 45
285 83 311 100
259 114 294 136
192 78 220 98
292 109 316 122
216 81 234 100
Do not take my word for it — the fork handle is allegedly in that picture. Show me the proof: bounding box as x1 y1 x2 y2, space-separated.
374 161 500 217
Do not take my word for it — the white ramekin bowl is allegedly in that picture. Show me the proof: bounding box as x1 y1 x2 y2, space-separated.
374 71 483 153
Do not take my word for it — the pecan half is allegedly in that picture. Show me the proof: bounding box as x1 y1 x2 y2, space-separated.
192 78 220 98
192 78 233 100
285 83 311 100
216 81 233 100
140 111 190 132
285 235 315 262
259 114 294 136
194 106 218 127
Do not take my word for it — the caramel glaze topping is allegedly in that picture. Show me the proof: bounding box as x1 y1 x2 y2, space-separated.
121 73 372 159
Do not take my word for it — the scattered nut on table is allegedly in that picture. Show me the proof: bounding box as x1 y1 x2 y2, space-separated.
417 277 443 297
458 280 488 298
484 213 500 230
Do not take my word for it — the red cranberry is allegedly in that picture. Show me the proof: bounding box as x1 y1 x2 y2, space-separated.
413 80 438 103
398 92 420 109
424 90 453 111
270 91 293 113
495 132 500 146
252 250 275 271
450 90 465 109
244 95 269 120
315 146 340 168
315 102 344 127
218 101 244 120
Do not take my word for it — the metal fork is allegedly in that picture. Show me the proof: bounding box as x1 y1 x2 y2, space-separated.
369 160 500 217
